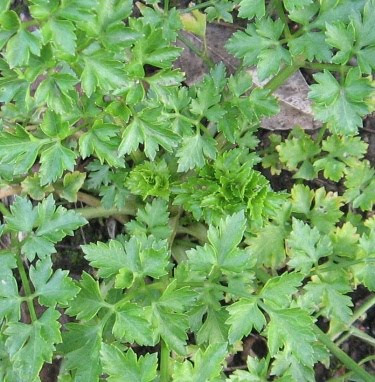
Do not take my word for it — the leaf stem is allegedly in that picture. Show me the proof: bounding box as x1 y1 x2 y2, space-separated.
16 251 37 322
304 62 352 73
75 202 206 242
176 222 208 243
314 258 375 274
179 0 215 13
76 206 137 219
350 326 375 348
173 112 200 127
348 294 375 327
160 339 170 382
315 124 328 145
333 294 375 342
313 326 375 382
164 0 169 12
169 207 182 249
22 19 39 28
177 33 215 68
0 202 10 217
273 0 292 39
264 58 305 93
326 355 375 382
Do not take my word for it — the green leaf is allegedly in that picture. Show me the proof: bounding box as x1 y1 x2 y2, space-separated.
131 28 181 69
177 133 217 172
158 280 197 312
314 135 367 181
173 343 227 382
190 64 225 116
150 283 196 355
82 239 127 279
260 272 304 309
57 0 97 23
286 218 332 274
4 308 61 381
79 120 125 168
0 126 46 176
0 0 10 13
344 160 375 211
323 2 375 74
28 0 59 19
330 222 360 258
85 160 111 190
112 302 154 345
29 257 79 307
227 356 269 382
40 110 71 139
291 185 343 233
125 160 170 200
249 221 288 269
238 0 265 19
197 307 229 345
325 21 355 64
353 0 375 74
283 0 313 11
0 10 20 31
5 196 86 260
66 272 104 320
34 195 87 241
119 108 179 160
60 323 102 382
289 32 332 62
101 345 157 382
0 63 29 104
140 6 182 42
351 228 375 291
35 73 78 114
271 350 316 382
59 171 86 202
126 199 171 240
204 1 235 22
84 236 169 289
21 174 52 200
0 252 20 322
206 210 247 269
226 19 291 80
152 304 189 355
180 9 207 38
5 196 37 232
301 274 353 323
277 128 320 179
187 211 250 274
226 298 265 343
308 68 373 135
5 29 41 68
39 142 77 185
267 308 316 366
42 18 77 55
96 0 133 28
228 70 253 98
245 88 280 121
81 50 128 97
21 236 56 261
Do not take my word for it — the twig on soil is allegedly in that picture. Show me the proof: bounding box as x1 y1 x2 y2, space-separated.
0 185 21 199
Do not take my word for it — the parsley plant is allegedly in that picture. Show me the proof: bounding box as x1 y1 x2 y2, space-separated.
0 1 375 381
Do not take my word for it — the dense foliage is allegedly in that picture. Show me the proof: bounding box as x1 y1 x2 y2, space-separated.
0 0 375 381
